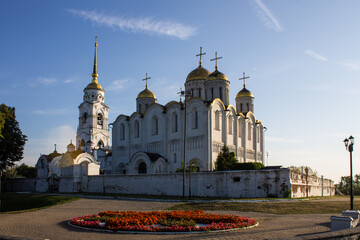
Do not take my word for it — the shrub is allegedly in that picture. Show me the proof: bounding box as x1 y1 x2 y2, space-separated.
232 162 265 170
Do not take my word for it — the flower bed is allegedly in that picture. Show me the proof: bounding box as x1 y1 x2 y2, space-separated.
70 210 257 232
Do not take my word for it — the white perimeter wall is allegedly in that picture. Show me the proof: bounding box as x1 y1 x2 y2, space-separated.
86 169 292 198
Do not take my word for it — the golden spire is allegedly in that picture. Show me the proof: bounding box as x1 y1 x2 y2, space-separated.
239 72 250 88
142 73 151 89
196 47 206 66
210 51 222 71
91 36 98 83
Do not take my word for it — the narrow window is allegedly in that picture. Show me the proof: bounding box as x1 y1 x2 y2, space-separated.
120 123 125 140
247 103 250 111
240 103 243 112
219 87 223 101
248 122 252 141
198 88 201 98
228 116 232 134
211 87 214 99
215 111 220 130
139 104 142 112
97 113 103 127
192 109 198 129
238 120 242 137
134 120 139 138
174 153 177 163
83 112 88 123
172 112 178 133
152 116 159 135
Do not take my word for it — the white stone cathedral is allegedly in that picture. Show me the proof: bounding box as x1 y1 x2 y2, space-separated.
37 41 265 179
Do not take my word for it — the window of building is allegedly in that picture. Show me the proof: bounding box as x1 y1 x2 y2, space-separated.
192 109 198 129
97 140 104 148
238 120 242 138
138 162 147 174
248 122 252 141
219 87 223 101
198 88 201 98
120 123 125 140
211 87 214 99
138 104 141 112
240 103 243 112
83 112 88 123
171 112 178 133
228 116 233 135
174 153 177 163
134 120 139 138
215 111 220 130
97 113 103 127
151 115 159 135
247 103 250 111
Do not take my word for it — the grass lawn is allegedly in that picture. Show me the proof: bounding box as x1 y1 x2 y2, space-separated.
0 192 79 213
168 198 360 214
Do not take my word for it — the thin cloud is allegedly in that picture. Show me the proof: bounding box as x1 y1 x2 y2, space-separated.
107 79 129 91
68 9 197 40
250 0 284 32
33 108 69 115
30 77 57 86
267 136 304 143
305 50 328 61
337 60 360 70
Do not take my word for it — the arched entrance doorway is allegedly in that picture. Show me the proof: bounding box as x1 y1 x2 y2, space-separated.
138 162 147 174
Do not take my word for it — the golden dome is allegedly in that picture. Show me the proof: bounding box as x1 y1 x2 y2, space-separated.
236 87 254 98
85 80 104 91
207 69 228 81
137 87 156 99
186 65 210 82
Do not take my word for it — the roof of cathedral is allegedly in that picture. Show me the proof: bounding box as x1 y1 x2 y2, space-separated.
85 81 104 91
207 69 228 81
186 65 211 82
145 152 167 162
137 86 156 99
236 87 254 98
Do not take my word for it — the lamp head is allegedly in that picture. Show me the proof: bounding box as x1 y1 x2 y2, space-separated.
344 138 349 148
349 135 355 145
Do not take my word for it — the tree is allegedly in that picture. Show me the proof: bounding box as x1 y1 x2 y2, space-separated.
215 145 237 171
0 104 27 171
336 174 360 195
15 163 37 178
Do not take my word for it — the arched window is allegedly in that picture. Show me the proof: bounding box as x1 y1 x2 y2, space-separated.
120 123 125 140
238 120 242 138
174 153 177 163
97 113 103 127
171 112 178 133
219 87 223 101
248 121 252 141
97 140 104 148
83 112 88 123
192 109 198 129
151 116 159 136
247 103 250 111
138 162 147 174
134 120 139 138
211 87 214 99
138 104 142 112
198 88 201 98
214 111 220 131
257 126 261 143
240 103 243 112
228 116 233 135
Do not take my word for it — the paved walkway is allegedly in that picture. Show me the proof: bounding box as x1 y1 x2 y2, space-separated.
0 198 352 240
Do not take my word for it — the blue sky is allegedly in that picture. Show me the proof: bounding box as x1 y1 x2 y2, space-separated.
1 0 360 183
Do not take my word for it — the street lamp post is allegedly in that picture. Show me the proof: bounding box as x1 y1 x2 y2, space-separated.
100 168 106 196
305 167 309 198
344 135 355 210
178 88 188 199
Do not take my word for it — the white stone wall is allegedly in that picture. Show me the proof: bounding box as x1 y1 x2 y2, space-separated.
290 170 335 198
85 169 292 198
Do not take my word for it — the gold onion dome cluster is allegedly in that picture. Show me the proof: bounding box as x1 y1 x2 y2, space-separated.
186 65 211 82
236 87 254 98
137 87 156 99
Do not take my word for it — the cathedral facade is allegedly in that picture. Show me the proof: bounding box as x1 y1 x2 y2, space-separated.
109 49 265 174
37 41 265 179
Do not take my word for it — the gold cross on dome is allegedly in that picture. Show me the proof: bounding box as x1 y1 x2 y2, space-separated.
177 87 185 102
196 47 206 66
239 72 250 88
142 73 151 89
210 52 222 70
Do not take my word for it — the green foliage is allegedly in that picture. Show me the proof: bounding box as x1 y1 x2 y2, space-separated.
0 104 27 171
176 159 199 172
215 145 264 171
232 162 265 170
15 163 37 178
215 145 237 171
159 218 196 227
336 174 360 195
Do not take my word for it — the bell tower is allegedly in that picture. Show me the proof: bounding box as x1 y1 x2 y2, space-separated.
76 37 110 152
